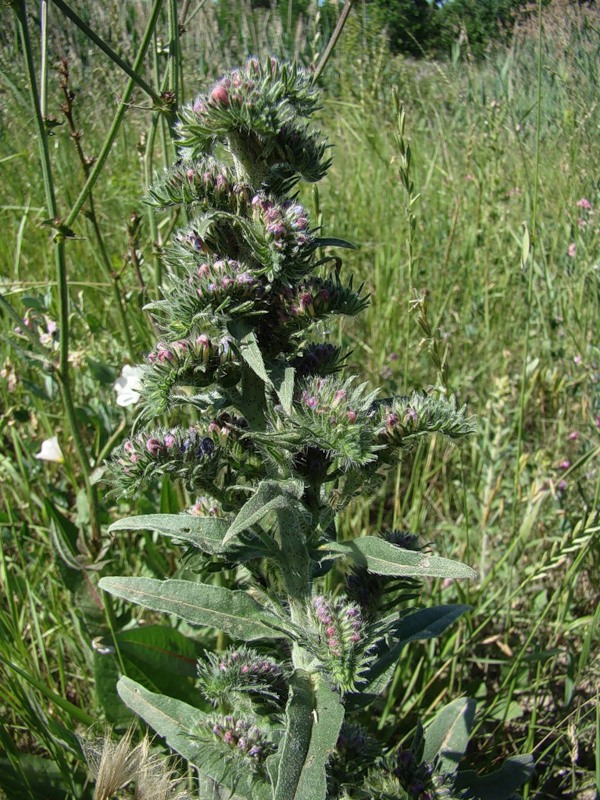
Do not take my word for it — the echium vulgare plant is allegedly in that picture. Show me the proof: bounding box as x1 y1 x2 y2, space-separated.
101 59 533 800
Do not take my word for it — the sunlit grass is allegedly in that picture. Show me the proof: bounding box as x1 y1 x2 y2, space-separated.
0 1 598 797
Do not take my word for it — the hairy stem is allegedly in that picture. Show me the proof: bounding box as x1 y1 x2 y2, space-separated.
13 0 103 546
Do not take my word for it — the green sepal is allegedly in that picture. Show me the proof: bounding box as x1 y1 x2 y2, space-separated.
99 577 288 642
325 537 477 579
312 237 357 250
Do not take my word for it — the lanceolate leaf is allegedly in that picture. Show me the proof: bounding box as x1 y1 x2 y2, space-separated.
350 605 470 707
223 479 305 546
454 754 535 800
117 676 200 764
422 697 476 774
271 671 344 800
109 514 229 554
237 329 271 384
326 537 478 580
270 364 295 414
99 577 287 641
116 624 200 677
118 678 271 800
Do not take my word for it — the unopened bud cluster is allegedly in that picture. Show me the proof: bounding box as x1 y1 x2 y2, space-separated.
201 715 274 770
108 426 217 496
197 645 285 709
140 334 240 416
187 496 224 517
374 392 475 448
310 595 367 691
393 750 461 799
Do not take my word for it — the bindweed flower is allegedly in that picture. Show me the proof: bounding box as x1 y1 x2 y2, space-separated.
114 365 143 407
568 242 576 258
576 198 592 210
35 435 64 463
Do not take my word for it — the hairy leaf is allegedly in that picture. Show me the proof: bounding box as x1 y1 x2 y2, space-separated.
454 755 535 799
422 697 476 774
223 479 305 546
271 671 344 800
326 537 477 579
99 578 287 641
109 513 229 554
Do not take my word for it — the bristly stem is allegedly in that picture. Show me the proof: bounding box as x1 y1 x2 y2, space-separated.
63 0 164 230
313 0 357 82
13 0 102 546
49 0 163 106
58 60 135 360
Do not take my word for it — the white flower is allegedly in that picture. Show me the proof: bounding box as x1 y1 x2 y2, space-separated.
114 365 143 407
35 436 64 463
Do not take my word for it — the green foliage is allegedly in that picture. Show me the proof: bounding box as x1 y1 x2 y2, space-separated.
95 56 533 800
1 1 598 797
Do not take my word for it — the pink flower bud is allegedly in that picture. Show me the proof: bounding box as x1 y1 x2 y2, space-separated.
146 438 164 457
210 84 229 106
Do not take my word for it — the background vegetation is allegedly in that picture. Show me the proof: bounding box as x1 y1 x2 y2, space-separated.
0 0 598 798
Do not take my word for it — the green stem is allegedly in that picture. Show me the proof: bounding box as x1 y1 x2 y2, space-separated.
39 0 48 116
168 0 181 112
64 0 164 230
14 0 102 545
58 62 136 359
50 0 163 105
312 0 356 83
144 98 164 287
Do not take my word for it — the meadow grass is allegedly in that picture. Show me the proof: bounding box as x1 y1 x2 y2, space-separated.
0 1 598 797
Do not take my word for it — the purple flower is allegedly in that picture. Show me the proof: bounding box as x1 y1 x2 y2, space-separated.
146 438 164 457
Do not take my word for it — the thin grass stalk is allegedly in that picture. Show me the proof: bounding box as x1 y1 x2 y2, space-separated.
49 0 163 105
0 653 95 726
12 0 102 545
513 0 543 530
63 0 164 230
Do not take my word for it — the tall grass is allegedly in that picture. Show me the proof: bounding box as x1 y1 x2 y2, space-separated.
0 1 598 797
